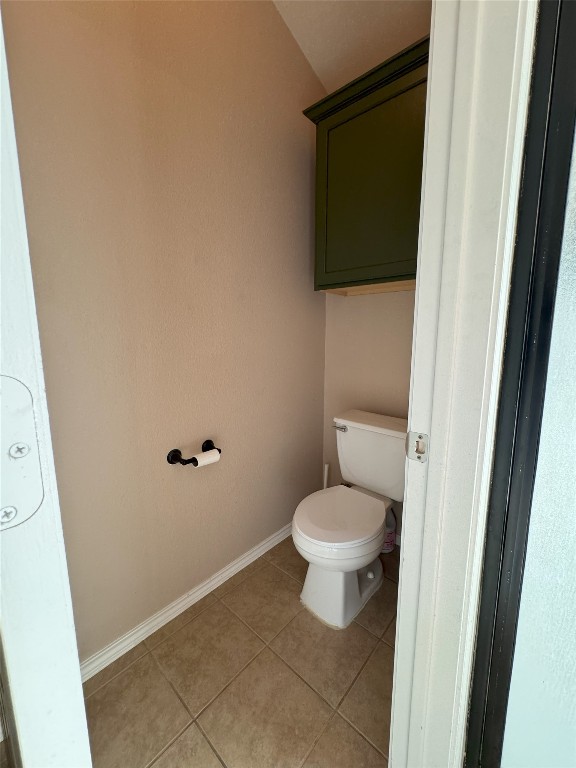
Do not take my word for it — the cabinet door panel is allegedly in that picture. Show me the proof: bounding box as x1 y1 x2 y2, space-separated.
326 81 426 277
312 57 427 291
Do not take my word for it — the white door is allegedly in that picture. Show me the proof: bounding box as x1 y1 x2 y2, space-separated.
391 1 538 766
0 18 92 767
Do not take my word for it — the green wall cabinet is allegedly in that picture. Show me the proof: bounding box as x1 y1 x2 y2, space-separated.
304 39 429 293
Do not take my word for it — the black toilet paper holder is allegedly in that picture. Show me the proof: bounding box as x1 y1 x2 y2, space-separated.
167 439 221 467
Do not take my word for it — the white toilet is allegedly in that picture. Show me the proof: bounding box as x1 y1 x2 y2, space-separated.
292 410 407 628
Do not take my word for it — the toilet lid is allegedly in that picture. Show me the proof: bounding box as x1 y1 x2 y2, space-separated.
294 485 389 547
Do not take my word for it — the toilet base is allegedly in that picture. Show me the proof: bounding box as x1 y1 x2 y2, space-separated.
300 556 383 629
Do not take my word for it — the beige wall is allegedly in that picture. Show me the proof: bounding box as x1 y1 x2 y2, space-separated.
323 292 415 486
3 0 416 662
3 1 326 660
275 0 431 93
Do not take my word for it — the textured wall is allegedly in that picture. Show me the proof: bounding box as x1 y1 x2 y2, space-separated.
3 0 326 660
502 140 576 768
323 291 414 487
275 0 431 93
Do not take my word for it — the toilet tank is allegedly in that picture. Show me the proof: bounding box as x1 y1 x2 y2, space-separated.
334 410 408 501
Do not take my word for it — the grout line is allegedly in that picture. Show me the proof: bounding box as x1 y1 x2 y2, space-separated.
382 613 396 632
264 558 306 588
149 602 267 725
195 719 228 768
353 614 395 640
81 525 291 683
265 604 305 646
90 542 394 767
335 636 393 760
352 616 381 639
262 604 307 645
266 645 337 711
334 631 383 710
84 590 263 710
211 557 267 599
216 573 306 646
212 551 396 717
82 646 150 701
196 597 309 705
212 591 333 715
225 549 306 592
143 595 218 652
216 600 271 644
148 650 196 722
144 721 194 768
381 613 396 649
214 595 285 645
85 596 223 701
299 711 390 767
194 644 269 721
338 708 389 760
296 709 338 768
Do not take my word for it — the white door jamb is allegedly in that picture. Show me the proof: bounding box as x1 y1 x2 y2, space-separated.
391 2 538 766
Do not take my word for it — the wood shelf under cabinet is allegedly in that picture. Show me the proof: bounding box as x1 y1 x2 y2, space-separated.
324 279 416 297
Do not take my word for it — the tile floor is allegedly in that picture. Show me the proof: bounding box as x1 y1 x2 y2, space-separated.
84 538 400 768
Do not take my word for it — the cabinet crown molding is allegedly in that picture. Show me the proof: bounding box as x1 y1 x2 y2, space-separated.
303 37 429 125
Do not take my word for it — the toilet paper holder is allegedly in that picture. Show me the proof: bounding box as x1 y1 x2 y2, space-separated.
167 439 221 467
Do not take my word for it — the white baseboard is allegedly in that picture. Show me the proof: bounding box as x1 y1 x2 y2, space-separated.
80 523 292 682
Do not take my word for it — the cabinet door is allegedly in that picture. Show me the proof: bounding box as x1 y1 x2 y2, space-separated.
315 65 427 290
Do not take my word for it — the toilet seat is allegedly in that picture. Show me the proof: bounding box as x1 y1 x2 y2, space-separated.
293 485 389 551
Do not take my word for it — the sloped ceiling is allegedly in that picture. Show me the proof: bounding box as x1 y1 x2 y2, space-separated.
274 0 431 94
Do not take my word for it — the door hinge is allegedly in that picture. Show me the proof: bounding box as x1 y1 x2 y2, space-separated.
1 375 44 531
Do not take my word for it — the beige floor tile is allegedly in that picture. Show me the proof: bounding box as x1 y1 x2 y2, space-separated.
354 577 398 637
85 654 190 768
381 549 400 582
264 537 309 584
270 609 377 707
383 617 396 648
83 642 148 698
152 601 264 715
303 714 387 768
212 557 265 599
151 724 222 768
339 643 394 756
199 649 331 768
221 561 303 641
144 593 217 649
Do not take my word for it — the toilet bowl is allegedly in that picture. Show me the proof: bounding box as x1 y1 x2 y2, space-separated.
293 484 392 627
292 410 407 628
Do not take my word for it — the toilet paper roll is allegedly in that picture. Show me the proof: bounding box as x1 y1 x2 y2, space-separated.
191 448 221 468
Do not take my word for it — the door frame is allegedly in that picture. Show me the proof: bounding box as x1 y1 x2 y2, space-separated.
1 17 92 767
466 1 576 764
391 1 538 765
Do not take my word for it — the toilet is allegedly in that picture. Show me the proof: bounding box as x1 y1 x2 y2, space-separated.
292 410 407 628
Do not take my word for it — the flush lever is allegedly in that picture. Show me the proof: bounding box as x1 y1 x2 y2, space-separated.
406 431 429 463
332 424 348 432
